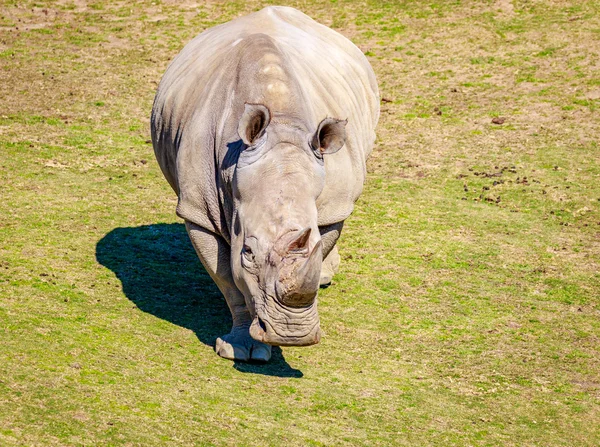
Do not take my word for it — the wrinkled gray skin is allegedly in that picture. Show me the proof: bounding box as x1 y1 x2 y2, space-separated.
151 6 379 362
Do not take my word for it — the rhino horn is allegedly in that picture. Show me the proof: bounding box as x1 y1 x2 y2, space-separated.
276 240 322 307
287 227 312 254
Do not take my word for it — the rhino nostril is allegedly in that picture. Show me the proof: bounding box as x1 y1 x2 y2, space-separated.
249 316 268 343
257 317 267 332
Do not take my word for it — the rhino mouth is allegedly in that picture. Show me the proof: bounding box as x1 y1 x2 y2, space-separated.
249 298 321 346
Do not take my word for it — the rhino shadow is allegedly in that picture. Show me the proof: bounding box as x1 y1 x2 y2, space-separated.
96 223 303 378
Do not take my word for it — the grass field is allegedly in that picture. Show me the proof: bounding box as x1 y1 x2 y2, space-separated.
1 0 599 445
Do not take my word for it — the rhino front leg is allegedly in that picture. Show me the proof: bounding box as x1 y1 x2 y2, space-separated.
320 245 340 287
185 221 272 362
319 222 343 287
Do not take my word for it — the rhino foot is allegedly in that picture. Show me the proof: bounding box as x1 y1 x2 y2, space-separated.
215 326 272 362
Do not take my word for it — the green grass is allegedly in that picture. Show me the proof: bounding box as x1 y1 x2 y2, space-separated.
1 0 599 446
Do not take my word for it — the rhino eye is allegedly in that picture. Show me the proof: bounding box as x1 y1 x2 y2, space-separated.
242 244 255 265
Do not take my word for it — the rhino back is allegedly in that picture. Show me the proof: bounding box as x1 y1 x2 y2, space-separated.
151 6 379 235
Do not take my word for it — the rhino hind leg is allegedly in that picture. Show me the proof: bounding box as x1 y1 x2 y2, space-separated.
185 221 272 362
320 245 340 288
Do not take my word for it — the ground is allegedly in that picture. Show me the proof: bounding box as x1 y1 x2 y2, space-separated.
0 0 599 446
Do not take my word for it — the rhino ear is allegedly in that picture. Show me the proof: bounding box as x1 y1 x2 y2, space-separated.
311 118 347 156
238 103 271 146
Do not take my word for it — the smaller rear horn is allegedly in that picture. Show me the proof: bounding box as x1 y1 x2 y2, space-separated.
286 227 311 254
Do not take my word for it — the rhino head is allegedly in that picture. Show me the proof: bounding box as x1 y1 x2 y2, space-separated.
230 103 346 347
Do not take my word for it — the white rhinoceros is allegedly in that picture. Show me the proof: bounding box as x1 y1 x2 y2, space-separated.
151 6 379 362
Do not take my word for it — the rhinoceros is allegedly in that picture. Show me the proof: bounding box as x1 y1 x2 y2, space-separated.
151 6 379 362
